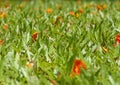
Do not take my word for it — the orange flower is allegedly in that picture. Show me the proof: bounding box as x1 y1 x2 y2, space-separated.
96 5 102 11
78 8 83 13
0 40 4 45
0 12 6 18
69 11 75 16
46 8 53 13
72 59 86 75
26 62 34 68
32 32 38 41
3 24 8 30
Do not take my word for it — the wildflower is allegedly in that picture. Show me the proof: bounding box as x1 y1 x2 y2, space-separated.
26 61 34 68
32 32 38 41
96 5 102 11
0 40 4 45
69 11 75 16
115 34 120 44
0 12 6 18
71 59 86 76
78 8 83 13
3 24 8 30
114 34 120 47
46 8 53 13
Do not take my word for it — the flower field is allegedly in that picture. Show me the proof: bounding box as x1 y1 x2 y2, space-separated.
0 0 120 85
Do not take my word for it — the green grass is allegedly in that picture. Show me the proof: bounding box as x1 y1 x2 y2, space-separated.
0 0 120 85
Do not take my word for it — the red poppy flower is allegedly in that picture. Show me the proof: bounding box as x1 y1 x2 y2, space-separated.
115 34 120 44
72 59 86 75
32 32 38 41
26 61 34 68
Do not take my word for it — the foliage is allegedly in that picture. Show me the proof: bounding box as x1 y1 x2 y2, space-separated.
0 0 120 85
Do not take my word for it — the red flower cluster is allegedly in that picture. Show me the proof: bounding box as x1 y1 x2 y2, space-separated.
116 34 120 44
71 59 86 75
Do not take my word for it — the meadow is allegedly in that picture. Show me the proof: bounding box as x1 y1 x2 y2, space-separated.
0 0 120 85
